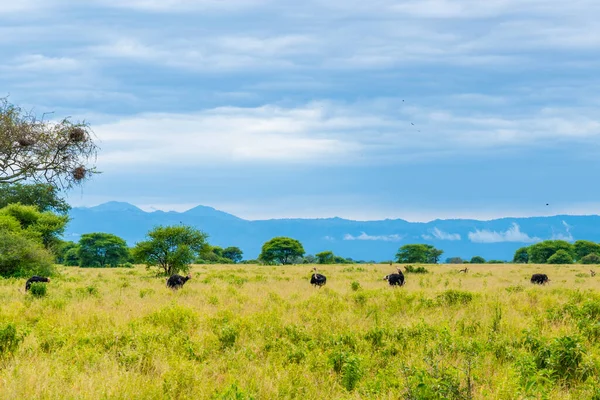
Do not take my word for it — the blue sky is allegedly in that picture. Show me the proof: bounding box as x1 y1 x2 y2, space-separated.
2 0 599 221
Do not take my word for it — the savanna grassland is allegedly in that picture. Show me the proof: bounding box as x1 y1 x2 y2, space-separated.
1 263 600 399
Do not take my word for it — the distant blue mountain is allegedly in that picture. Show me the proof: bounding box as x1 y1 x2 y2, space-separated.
64 203 600 261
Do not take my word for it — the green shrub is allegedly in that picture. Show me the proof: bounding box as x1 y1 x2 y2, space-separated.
0 323 23 358
581 253 600 264
404 265 429 274
29 282 48 297
436 290 473 306
350 281 361 291
330 350 363 391
548 250 574 264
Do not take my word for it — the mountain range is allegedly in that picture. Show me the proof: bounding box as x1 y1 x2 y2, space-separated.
64 202 600 261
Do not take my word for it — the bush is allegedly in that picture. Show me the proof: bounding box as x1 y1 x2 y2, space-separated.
29 282 48 298
350 281 361 291
437 290 474 306
470 256 486 263
0 323 23 358
0 229 55 277
404 265 429 274
548 249 574 264
581 253 600 265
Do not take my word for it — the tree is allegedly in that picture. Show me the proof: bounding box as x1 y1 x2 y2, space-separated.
446 257 464 264
316 251 335 264
259 237 305 265
53 240 78 264
132 225 208 275
0 203 68 249
0 183 71 214
581 253 600 264
547 249 574 264
513 247 529 264
303 254 317 264
0 98 99 188
77 233 130 268
0 212 55 277
574 240 600 262
222 247 243 263
63 246 81 266
470 256 486 264
395 244 443 264
528 240 574 263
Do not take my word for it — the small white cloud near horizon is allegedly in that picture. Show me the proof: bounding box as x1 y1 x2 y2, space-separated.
422 227 461 241
468 223 541 243
551 220 574 241
343 232 404 242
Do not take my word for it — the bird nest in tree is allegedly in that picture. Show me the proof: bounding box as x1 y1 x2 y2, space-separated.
17 138 35 147
72 166 87 181
68 127 87 142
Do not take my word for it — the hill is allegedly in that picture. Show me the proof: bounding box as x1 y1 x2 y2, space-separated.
65 203 600 261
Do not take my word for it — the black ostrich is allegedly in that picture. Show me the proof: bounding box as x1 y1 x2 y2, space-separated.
25 276 50 291
310 268 327 287
530 273 549 285
166 274 191 290
384 268 405 286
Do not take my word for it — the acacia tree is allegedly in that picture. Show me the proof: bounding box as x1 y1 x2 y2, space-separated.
259 237 305 265
396 244 443 264
132 225 208 276
316 251 335 264
1 98 99 188
222 246 243 263
77 233 130 268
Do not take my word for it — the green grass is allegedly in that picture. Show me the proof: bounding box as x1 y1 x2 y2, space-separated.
1 263 600 399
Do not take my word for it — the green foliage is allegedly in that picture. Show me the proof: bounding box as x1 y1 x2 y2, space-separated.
350 281 361 291
547 249 574 264
213 383 255 400
77 232 130 268
574 240 600 261
0 228 54 277
29 282 48 297
404 265 429 274
0 323 23 359
470 256 486 264
487 260 505 264
54 240 78 264
259 237 305 265
446 257 464 264
581 253 600 264
132 224 208 276
396 244 443 264
329 350 363 391
222 247 243 263
513 247 529 263
316 250 335 264
63 247 80 266
0 183 71 214
0 203 68 249
528 240 574 264
436 290 474 306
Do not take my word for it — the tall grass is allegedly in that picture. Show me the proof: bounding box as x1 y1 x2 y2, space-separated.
0 263 599 399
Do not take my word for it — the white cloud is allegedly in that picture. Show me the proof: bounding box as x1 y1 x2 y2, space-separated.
468 223 541 243
343 232 404 242
551 220 574 241
422 227 461 241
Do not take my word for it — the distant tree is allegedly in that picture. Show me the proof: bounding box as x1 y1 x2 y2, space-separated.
303 254 317 264
222 246 243 263
395 244 443 264
63 246 80 266
547 249 574 264
513 247 529 264
132 225 208 275
0 98 99 188
581 253 600 264
528 240 574 264
54 240 78 264
446 257 464 264
0 183 71 214
470 256 486 264
259 237 305 265
316 251 335 264
77 233 130 268
487 260 505 264
574 240 600 262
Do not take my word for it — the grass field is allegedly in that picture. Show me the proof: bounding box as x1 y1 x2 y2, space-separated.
1 263 600 399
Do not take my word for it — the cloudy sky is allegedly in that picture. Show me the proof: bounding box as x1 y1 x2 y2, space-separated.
2 0 599 221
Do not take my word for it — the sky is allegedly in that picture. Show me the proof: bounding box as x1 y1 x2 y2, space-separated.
2 0 599 221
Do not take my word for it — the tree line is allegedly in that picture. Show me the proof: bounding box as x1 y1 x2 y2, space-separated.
513 240 600 264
